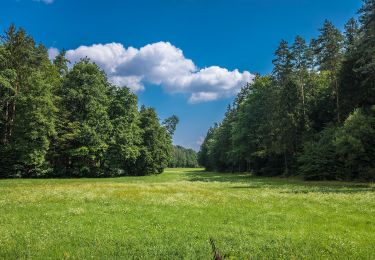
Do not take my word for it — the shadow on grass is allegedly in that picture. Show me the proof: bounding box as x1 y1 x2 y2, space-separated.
184 170 375 194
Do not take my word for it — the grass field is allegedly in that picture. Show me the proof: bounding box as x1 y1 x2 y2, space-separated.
0 168 374 259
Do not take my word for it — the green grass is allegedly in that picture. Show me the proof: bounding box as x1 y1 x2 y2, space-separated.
0 168 374 259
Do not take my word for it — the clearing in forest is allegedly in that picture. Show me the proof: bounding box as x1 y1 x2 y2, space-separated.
0 168 374 259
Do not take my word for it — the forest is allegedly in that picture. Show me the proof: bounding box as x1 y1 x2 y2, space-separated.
0 0 375 259
1 0 374 180
0 26 182 178
168 145 199 168
198 0 375 181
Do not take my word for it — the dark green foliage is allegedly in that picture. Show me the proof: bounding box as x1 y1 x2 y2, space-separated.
53 49 69 76
168 145 199 168
11 71 57 177
334 107 375 180
162 115 179 137
52 60 112 177
344 18 360 50
134 106 173 175
208 106 236 172
316 20 344 72
305 71 335 132
199 1 375 181
0 25 58 177
197 125 217 171
299 108 375 181
339 0 375 119
231 76 280 175
105 87 141 176
298 127 340 180
0 25 174 178
272 40 293 82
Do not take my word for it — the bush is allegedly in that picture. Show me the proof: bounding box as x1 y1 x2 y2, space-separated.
298 108 375 181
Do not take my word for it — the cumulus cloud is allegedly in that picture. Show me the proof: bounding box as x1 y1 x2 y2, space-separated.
189 92 219 103
50 42 254 103
48 47 59 60
196 136 205 146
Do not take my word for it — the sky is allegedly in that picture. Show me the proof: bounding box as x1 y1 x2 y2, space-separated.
2 0 362 150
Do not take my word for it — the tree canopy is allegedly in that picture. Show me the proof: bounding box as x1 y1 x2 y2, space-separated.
198 0 375 181
0 25 175 178
169 145 199 168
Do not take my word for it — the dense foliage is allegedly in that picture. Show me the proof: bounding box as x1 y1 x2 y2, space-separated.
168 145 199 168
0 25 175 178
199 0 375 181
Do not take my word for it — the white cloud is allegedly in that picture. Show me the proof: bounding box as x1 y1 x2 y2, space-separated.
196 136 205 146
51 42 254 103
34 0 54 4
189 92 219 104
48 47 59 60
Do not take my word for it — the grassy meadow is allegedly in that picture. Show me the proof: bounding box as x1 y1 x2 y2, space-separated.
0 168 374 259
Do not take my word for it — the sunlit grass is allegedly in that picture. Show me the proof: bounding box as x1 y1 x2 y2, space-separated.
0 168 374 259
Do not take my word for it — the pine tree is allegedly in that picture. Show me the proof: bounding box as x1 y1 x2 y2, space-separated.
272 40 301 175
291 36 309 117
198 125 217 171
162 115 179 137
53 49 69 76
339 0 375 117
0 25 58 177
317 20 344 122
344 18 360 51
272 40 293 83
356 0 375 107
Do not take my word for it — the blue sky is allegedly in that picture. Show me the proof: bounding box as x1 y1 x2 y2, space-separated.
2 0 362 150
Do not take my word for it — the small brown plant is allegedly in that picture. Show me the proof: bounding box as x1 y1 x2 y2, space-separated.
209 238 222 260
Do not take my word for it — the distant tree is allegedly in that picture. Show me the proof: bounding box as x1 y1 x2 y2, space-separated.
162 115 179 137
198 125 217 171
53 49 69 76
169 145 199 168
316 20 344 122
305 71 335 132
273 40 302 175
272 40 293 83
210 106 236 172
344 18 360 51
291 35 309 118
231 76 282 175
135 106 172 175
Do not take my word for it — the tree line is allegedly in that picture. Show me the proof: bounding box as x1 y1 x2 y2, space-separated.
198 0 375 181
0 25 179 178
168 145 199 168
